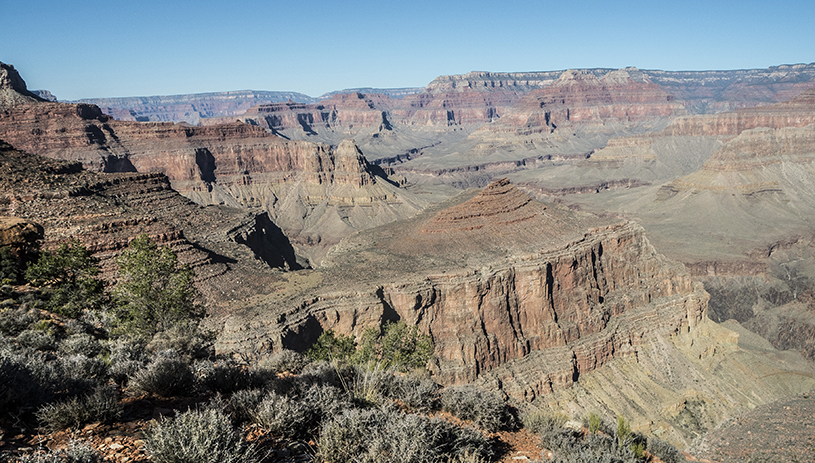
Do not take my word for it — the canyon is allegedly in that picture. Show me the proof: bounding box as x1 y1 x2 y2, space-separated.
3 59 815 453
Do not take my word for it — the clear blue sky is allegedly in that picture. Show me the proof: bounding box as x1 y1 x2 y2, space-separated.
3 0 813 100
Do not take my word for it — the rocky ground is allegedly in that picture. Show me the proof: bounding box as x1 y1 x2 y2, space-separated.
694 391 815 462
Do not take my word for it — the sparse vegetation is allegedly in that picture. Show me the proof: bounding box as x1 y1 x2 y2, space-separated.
129 350 196 397
35 386 121 432
145 407 260 463
317 407 493 463
440 384 518 432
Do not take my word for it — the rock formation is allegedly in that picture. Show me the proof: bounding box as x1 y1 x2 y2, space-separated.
216 179 706 386
0 71 426 263
478 69 686 138
217 93 395 134
0 139 300 309
0 62 45 111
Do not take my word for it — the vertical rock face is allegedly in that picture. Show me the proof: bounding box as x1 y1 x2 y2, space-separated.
216 180 706 391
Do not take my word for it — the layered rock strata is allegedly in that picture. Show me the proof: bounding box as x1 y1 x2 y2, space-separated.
477 69 686 139
0 85 425 262
216 179 707 391
0 140 298 310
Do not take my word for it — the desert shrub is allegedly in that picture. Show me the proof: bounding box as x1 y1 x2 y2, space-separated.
36 386 121 432
539 421 646 463
348 364 440 411
145 407 260 463
317 407 492 463
62 354 108 382
646 437 682 463
251 392 311 438
146 320 214 360
297 360 354 390
251 383 350 438
388 374 441 412
522 410 568 437
259 349 308 374
14 440 101 463
130 351 195 397
16 329 57 351
0 307 35 336
354 320 434 371
195 360 270 394
0 347 105 414
25 240 105 318
106 338 149 385
113 234 203 337
228 388 266 424
300 383 353 420
58 334 102 358
306 330 356 362
440 385 518 432
0 350 53 412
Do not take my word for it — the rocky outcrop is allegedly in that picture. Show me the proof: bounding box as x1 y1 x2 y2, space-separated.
0 139 300 309
0 62 45 111
0 216 43 266
216 179 707 391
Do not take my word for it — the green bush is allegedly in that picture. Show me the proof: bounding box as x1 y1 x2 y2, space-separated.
145 408 260 463
317 407 492 463
113 234 202 337
130 351 195 397
36 386 121 432
440 385 518 432
0 246 22 285
306 330 356 362
587 412 603 434
25 240 105 318
355 321 433 371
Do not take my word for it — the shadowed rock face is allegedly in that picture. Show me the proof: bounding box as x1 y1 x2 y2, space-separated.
216 179 706 390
